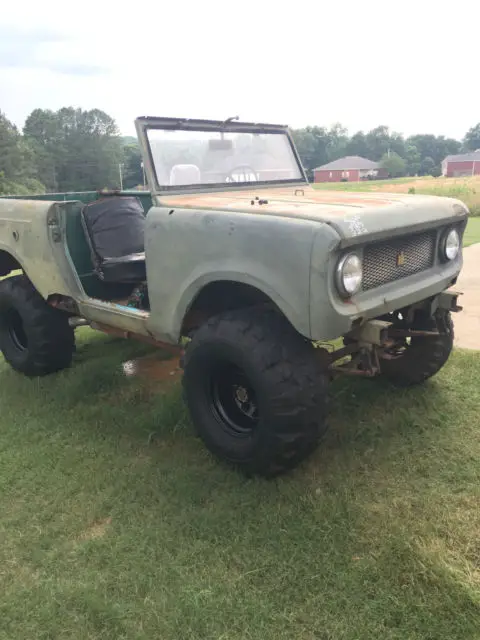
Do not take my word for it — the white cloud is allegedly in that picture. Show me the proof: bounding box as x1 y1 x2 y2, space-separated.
0 0 478 139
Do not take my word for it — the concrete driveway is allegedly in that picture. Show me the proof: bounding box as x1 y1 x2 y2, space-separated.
454 243 480 350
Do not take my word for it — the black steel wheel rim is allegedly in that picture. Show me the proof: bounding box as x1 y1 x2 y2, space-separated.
210 362 259 437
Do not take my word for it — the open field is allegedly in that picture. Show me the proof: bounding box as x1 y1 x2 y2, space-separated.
314 175 480 216
0 328 479 639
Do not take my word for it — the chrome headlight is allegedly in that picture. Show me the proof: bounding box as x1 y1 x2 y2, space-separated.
441 228 460 261
336 253 363 297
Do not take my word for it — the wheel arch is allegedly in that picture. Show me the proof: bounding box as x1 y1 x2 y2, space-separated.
0 249 23 277
180 279 305 337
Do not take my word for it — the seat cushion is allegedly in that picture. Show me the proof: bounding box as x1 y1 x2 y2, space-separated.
81 197 146 283
101 253 147 283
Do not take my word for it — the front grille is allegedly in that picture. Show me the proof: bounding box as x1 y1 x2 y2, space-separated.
362 230 436 291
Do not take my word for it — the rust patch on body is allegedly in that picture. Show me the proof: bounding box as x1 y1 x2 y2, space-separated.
91 321 181 357
161 185 398 217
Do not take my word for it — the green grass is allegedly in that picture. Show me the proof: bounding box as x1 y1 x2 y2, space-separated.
464 217 480 247
0 328 479 639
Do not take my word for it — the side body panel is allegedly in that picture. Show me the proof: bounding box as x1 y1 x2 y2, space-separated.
0 198 84 298
144 206 324 342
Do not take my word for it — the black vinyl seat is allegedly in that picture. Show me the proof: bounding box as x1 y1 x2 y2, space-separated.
81 197 146 283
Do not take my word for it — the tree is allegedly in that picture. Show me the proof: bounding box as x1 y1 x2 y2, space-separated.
346 131 369 157
24 107 123 192
123 143 144 189
365 126 392 160
0 111 44 194
327 123 349 161
0 112 28 185
291 124 349 178
405 134 460 175
420 156 436 176
363 126 406 162
380 152 406 177
405 144 421 176
291 126 330 178
464 123 480 151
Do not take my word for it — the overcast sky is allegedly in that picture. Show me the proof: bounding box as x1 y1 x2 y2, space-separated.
0 0 477 139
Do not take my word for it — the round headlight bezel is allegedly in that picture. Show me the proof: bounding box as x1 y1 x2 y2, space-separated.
336 252 363 298
441 228 460 262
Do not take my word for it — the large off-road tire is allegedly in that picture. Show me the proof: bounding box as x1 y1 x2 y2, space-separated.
182 308 329 477
0 275 74 377
379 310 454 387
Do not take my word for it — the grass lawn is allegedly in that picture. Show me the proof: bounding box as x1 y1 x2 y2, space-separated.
464 217 480 247
0 328 479 639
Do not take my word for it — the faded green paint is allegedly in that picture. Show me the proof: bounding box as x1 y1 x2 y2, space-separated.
0 190 154 212
0 117 469 345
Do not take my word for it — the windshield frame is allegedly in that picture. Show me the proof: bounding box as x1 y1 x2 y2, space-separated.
135 117 308 194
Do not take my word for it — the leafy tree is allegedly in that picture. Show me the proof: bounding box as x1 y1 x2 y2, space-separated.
24 107 123 192
327 123 349 160
122 136 138 146
420 156 436 176
365 126 391 160
123 143 144 189
0 111 44 194
363 126 406 162
291 126 330 177
380 152 406 177
405 135 460 175
444 137 462 156
405 144 421 176
346 131 369 157
0 111 22 180
464 123 480 151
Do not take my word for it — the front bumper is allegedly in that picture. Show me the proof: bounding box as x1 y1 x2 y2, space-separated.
344 289 462 346
310 252 463 341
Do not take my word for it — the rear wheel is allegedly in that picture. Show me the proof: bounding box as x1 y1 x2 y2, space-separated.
379 310 453 387
0 275 74 376
182 308 329 477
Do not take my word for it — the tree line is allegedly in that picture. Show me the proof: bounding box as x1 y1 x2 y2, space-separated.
1 107 480 195
292 123 480 179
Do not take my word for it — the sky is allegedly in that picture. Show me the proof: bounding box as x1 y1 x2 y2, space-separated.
0 0 478 140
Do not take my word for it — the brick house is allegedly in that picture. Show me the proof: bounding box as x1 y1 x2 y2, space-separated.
441 151 480 177
314 156 387 183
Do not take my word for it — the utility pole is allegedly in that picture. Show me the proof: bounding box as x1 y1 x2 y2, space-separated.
118 163 124 190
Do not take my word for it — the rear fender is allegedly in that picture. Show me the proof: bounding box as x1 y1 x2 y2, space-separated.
0 198 84 299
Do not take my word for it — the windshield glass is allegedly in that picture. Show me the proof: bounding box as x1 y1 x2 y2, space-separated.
146 128 303 189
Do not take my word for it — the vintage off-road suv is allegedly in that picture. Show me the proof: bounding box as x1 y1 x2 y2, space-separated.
0 117 468 476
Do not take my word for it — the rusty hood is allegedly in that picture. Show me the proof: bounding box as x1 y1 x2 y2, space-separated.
161 185 468 243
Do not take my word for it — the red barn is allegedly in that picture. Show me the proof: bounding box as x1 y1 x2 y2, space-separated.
442 151 480 177
314 156 386 183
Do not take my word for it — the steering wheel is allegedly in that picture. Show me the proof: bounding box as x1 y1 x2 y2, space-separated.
225 165 258 183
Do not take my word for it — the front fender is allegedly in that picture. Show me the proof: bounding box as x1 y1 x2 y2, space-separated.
173 269 307 340
144 206 321 342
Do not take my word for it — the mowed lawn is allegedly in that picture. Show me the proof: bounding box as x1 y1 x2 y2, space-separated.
464 217 480 247
0 328 479 639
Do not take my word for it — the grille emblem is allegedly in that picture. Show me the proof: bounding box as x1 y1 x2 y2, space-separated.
396 251 406 267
